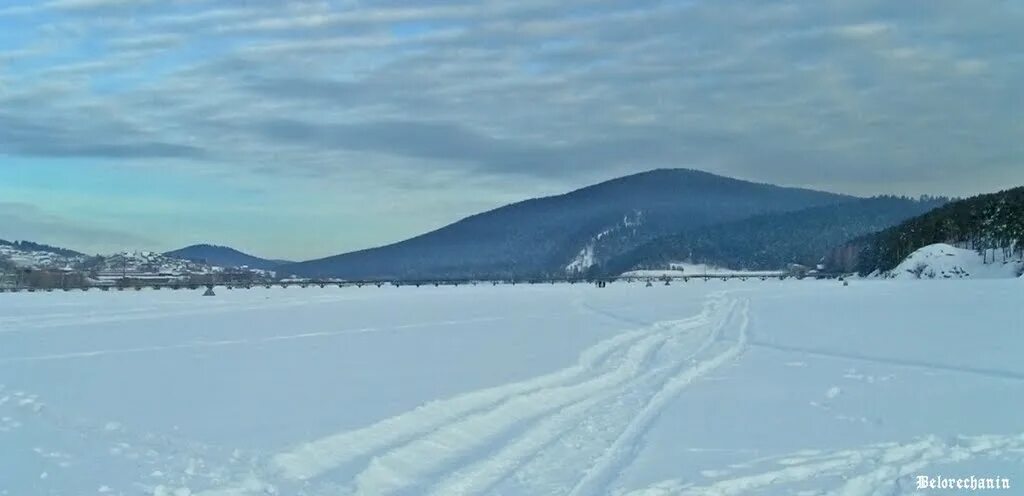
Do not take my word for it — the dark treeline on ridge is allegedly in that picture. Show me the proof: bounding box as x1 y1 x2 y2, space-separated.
597 196 947 276
831 187 1024 275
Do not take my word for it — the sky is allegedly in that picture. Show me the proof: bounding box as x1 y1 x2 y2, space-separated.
0 0 1021 260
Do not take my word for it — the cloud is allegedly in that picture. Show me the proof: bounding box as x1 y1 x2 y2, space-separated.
0 111 206 160
835 22 891 39
0 0 1021 201
0 202 155 252
106 33 184 51
49 0 156 10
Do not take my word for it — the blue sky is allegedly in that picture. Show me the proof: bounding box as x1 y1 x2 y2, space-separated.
1 0 1021 260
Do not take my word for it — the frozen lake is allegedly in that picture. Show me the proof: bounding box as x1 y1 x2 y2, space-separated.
1 280 1022 495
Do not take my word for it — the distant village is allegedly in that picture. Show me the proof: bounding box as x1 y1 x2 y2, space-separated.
0 244 279 290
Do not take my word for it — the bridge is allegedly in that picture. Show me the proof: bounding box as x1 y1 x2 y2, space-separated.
0 273 839 293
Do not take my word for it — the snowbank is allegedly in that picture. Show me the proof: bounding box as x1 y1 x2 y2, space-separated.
888 243 1023 279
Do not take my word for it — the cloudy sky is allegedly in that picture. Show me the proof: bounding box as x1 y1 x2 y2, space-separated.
0 0 1021 260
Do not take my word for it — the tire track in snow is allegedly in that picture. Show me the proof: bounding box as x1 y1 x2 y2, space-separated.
270 329 650 481
424 299 742 496
0 316 507 363
350 331 676 495
0 298 325 333
0 290 458 334
567 299 750 496
270 294 732 491
486 299 745 496
749 341 1024 382
575 299 655 327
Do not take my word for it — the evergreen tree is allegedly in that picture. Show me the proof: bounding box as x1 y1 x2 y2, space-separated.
841 187 1024 275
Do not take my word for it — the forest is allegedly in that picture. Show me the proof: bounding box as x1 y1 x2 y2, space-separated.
599 196 946 275
831 187 1024 274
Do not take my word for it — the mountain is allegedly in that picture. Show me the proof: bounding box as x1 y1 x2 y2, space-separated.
832 186 1024 275
281 169 853 280
601 196 948 275
165 244 290 271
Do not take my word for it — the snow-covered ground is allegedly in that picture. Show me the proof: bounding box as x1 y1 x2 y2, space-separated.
1 280 1022 495
887 243 1023 280
622 263 784 278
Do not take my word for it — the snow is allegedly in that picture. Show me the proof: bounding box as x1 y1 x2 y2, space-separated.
1 280 1022 495
623 263 784 278
888 243 1023 279
565 211 644 274
0 244 85 270
565 244 596 274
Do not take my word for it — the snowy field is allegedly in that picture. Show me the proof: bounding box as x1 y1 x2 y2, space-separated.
1 280 1022 496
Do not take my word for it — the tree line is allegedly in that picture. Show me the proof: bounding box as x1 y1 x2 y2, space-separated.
831 187 1024 274
596 196 947 276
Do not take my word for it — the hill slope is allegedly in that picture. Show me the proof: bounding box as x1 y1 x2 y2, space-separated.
0 239 87 270
281 169 852 280
165 244 289 271
833 186 1024 275
600 196 946 275
884 243 1023 279
0 239 85 258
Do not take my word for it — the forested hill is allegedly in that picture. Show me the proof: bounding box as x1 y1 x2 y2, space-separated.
599 196 946 275
165 244 289 271
831 187 1024 275
280 169 849 280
